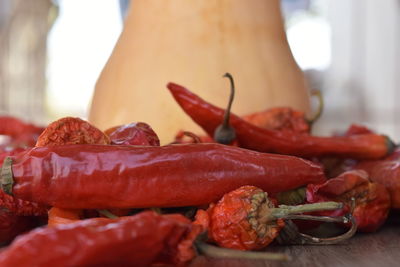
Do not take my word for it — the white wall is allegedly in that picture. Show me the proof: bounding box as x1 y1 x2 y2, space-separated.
313 0 400 142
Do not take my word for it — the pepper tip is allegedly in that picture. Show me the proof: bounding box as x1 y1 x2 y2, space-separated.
385 135 396 155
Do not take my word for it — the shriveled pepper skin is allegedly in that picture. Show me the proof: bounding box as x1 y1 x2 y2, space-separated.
167 82 393 159
352 148 400 209
7 143 326 209
106 122 160 146
207 186 284 250
306 170 391 232
242 107 310 134
35 117 110 147
0 211 198 267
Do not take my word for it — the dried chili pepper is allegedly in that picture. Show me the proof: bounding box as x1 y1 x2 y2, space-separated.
0 150 47 216
306 170 391 232
0 211 202 267
39 117 132 224
198 185 353 250
352 148 400 209
1 143 326 209
0 116 44 147
242 107 310 134
105 122 160 146
167 82 394 159
47 207 82 226
35 117 109 147
0 209 38 245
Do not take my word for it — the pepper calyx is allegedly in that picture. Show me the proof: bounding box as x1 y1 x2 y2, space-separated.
1 157 14 195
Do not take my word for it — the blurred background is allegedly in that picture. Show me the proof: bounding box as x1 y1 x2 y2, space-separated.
0 0 399 140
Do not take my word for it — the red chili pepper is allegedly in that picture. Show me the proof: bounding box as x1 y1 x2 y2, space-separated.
242 107 310 134
47 207 82 227
306 170 391 232
352 148 400 209
167 82 394 159
199 186 348 250
105 122 160 146
37 117 133 223
0 150 47 216
1 143 326 209
0 209 38 245
35 117 110 147
0 116 44 147
0 211 203 267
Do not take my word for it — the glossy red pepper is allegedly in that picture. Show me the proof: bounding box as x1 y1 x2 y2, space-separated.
0 211 202 267
1 143 326 209
0 149 47 216
167 82 394 159
352 148 400 209
306 170 391 232
105 122 160 146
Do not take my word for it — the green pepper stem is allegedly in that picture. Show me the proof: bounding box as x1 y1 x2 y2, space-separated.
269 201 343 220
281 214 345 223
195 240 290 261
97 209 119 219
1 157 14 195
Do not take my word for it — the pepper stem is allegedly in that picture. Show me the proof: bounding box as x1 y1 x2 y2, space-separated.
213 73 236 144
97 209 119 219
0 157 14 195
276 214 357 245
195 240 290 261
307 89 324 124
267 201 343 221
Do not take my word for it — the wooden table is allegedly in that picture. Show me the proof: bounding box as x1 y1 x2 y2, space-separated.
190 220 400 267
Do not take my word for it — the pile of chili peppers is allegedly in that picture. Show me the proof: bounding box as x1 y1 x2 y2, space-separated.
0 74 398 267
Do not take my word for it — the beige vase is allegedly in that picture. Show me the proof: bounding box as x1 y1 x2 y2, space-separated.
89 0 310 144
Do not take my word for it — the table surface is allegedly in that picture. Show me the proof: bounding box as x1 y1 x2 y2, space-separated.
189 218 400 267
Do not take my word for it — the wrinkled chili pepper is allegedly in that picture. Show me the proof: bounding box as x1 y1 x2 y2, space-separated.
352 148 400 209
0 211 203 267
35 117 109 147
0 116 44 147
167 82 394 159
317 124 375 178
1 143 326 209
306 170 391 232
242 107 310 134
105 122 160 146
0 208 38 245
197 186 352 250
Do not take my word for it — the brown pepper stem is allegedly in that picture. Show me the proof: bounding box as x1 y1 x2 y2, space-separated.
195 239 290 261
276 214 357 245
0 157 14 195
181 131 202 143
297 214 357 245
307 89 324 124
214 73 236 144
